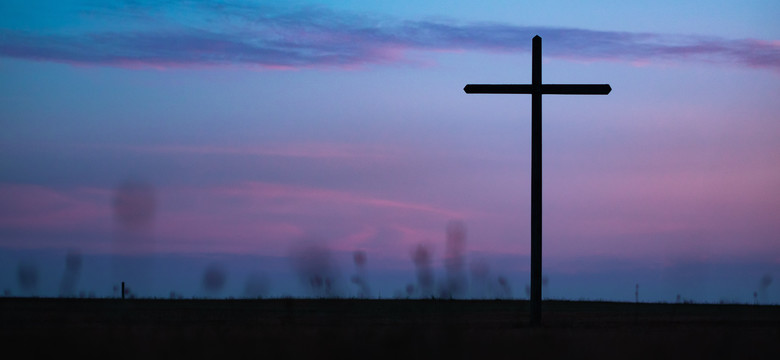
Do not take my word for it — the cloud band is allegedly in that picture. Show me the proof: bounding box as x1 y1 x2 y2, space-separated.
1 4 777 71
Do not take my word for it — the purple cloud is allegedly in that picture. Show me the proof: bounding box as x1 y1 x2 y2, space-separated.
0 3 777 71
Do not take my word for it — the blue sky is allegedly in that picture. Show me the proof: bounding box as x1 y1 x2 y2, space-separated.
1 0 779 302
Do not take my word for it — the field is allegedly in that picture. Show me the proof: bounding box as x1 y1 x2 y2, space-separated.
2 298 778 359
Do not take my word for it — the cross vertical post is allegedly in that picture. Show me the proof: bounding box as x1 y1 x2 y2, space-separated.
463 35 610 326
530 35 543 326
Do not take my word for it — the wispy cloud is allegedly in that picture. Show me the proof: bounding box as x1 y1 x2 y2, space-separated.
211 181 465 219
0 184 109 230
0 180 466 255
1 2 777 71
113 143 402 160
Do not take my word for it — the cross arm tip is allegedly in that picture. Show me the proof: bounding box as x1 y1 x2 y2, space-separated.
463 84 484 93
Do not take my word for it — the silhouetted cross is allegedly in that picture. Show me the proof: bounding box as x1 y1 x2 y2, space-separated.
464 35 611 326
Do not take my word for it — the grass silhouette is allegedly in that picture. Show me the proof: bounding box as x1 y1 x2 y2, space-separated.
2 297 778 358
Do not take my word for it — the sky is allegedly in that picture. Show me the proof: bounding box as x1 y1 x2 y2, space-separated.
1 0 779 302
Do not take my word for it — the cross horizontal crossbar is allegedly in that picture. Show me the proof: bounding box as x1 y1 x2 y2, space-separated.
463 84 611 95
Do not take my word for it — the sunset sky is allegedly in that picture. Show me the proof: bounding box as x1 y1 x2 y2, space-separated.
1 0 779 302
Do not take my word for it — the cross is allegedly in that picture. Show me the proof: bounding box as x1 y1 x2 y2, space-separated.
464 35 611 326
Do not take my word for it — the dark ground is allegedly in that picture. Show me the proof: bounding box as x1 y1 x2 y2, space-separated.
1 298 778 359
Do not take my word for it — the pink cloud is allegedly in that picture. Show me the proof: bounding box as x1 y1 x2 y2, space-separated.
0 184 109 231
209 181 465 219
4 156 776 263
0 180 467 257
116 181 468 256
540 158 780 260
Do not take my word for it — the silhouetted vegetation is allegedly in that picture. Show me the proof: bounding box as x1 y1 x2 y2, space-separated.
1 298 778 358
